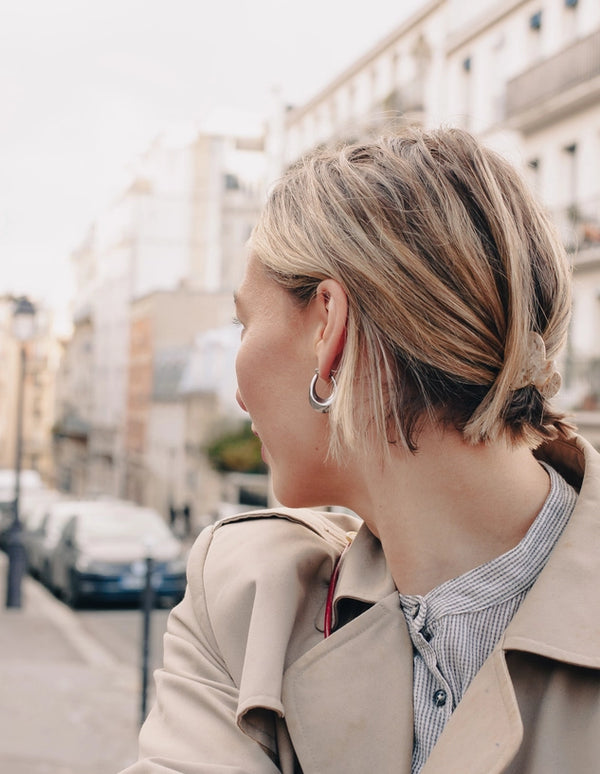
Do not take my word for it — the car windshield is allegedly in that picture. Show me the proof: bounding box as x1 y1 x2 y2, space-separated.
77 508 172 542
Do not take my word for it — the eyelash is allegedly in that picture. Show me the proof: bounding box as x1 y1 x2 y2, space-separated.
232 316 242 326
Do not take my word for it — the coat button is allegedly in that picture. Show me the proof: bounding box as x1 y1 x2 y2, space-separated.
433 689 447 707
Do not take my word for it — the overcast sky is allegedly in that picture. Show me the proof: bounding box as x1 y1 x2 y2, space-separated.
0 0 424 330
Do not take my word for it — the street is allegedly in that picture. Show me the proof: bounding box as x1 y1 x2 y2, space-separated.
75 600 173 722
0 551 145 773
77 605 170 675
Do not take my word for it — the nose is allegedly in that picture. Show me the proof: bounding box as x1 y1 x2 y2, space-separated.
236 389 248 413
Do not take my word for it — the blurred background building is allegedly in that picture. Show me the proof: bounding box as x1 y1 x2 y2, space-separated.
52 126 263 522
0 296 61 485
6 0 599 536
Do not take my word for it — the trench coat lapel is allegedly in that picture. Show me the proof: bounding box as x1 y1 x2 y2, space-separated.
283 592 414 774
419 647 523 774
283 525 414 774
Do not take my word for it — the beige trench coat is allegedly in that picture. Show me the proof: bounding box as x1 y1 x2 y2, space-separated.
121 434 600 773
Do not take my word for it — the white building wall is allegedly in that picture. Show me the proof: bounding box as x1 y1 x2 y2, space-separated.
68 125 265 497
517 103 600 213
279 1 446 167
574 0 600 37
130 138 194 299
203 137 225 292
278 0 598 170
571 273 600 358
277 0 599 238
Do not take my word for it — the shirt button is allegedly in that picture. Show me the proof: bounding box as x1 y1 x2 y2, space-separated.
433 689 447 707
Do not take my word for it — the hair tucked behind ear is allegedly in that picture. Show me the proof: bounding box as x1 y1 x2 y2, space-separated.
251 127 574 459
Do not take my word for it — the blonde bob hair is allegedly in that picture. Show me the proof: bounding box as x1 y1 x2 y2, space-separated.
251 127 573 457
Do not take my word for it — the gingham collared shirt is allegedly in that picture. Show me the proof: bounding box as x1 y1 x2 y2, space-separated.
398 463 578 774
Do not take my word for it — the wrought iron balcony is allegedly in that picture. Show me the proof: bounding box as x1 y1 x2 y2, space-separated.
550 195 600 259
380 82 425 115
505 28 600 131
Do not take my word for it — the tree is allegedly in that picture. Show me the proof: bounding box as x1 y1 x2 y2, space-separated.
206 422 267 474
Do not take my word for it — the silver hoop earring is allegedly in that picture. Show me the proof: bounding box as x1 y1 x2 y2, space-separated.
309 369 337 413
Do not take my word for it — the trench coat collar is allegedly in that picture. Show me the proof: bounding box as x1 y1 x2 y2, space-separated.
327 517 397 627
284 433 600 774
504 433 600 666
420 433 600 773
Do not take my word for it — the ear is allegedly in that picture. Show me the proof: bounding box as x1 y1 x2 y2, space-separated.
313 279 348 378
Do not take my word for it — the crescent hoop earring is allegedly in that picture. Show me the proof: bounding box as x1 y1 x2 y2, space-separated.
309 369 337 413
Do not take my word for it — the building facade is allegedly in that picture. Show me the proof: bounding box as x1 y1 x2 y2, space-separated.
52 310 93 494
56 126 264 501
124 288 234 517
0 295 61 486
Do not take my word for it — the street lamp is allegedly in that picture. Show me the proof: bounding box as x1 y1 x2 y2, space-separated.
5 296 36 608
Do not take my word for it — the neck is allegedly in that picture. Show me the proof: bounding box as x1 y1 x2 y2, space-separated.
343 426 550 595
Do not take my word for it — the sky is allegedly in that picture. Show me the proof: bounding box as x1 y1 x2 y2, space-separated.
0 0 425 331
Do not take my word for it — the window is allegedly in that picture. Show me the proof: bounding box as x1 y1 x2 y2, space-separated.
564 142 578 198
527 158 541 196
460 56 473 129
529 11 542 30
563 143 578 228
224 174 239 191
562 0 579 40
528 11 543 62
489 35 506 123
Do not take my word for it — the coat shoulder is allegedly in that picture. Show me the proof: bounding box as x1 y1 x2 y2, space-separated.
199 506 360 603
214 505 361 547
184 508 360 688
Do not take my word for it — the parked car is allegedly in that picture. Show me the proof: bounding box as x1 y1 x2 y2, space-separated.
50 502 187 607
24 499 103 584
18 489 64 573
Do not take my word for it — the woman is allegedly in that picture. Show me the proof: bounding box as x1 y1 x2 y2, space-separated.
121 128 600 773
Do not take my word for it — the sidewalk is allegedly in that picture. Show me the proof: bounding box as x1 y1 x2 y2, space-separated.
0 551 140 773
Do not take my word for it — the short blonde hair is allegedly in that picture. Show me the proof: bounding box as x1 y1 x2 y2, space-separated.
251 127 573 457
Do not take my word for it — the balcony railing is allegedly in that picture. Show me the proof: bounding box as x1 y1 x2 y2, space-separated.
550 195 600 255
354 83 426 138
505 28 600 122
381 82 426 115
